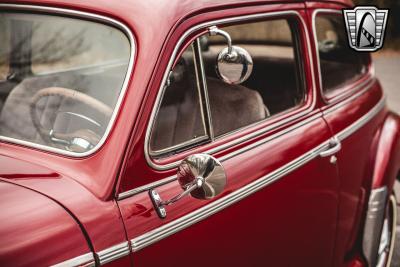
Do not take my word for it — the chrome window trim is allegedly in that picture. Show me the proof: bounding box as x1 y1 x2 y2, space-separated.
312 9 374 104
193 38 215 141
144 10 317 171
149 42 211 157
150 136 209 157
124 95 385 252
51 252 95 267
322 76 375 116
0 4 136 158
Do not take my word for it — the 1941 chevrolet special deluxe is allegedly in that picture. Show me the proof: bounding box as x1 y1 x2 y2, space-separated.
0 0 399 266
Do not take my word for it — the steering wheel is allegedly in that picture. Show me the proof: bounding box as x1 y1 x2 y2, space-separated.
30 87 113 152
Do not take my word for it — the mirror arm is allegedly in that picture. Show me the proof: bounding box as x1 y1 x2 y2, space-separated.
149 176 204 219
161 176 204 206
208 26 233 55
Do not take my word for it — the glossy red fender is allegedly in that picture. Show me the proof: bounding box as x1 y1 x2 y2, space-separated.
0 181 93 266
371 111 400 190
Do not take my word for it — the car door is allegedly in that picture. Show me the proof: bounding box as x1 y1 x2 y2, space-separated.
117 5 340 267
308 6 387 265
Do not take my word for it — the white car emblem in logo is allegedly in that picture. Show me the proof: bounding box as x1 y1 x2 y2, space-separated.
343 6 389 51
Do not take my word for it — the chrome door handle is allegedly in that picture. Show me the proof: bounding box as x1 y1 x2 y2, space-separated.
320 138 341 157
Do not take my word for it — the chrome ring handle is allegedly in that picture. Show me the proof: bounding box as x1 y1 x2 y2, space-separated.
149 154 227 219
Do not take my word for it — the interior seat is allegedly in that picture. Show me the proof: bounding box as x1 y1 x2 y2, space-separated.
150 58 268 152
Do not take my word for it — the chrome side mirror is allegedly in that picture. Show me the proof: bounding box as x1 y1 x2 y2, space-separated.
209 26 253 85
149 154 227 219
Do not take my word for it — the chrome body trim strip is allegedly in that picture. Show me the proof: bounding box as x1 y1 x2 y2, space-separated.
144 10 317 171
51 252 95 267
336 96 385 141
97 242 130 265
0 4 136 158
311 8 374 105
122 95 386 252
131 141 330 252
118 112 322 200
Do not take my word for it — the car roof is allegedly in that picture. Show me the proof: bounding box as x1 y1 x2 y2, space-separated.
8 0 353 27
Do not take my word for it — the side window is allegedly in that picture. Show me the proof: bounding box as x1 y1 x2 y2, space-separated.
150 44 208 154
315 14 370 94
149 17 305 157
201 18 305 137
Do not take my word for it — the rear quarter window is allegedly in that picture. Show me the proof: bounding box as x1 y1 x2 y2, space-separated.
315 13 370 95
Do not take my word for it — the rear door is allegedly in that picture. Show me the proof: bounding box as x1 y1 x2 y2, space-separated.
118 4 340 267
308 5 386 265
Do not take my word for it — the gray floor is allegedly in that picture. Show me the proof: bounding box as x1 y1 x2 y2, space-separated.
373 55 400 266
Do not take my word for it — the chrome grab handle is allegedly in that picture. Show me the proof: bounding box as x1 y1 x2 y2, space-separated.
320 137 341 157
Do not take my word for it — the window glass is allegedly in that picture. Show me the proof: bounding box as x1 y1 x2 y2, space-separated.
30 16 129 74
0 13 130 154
201 19 305 136
150 44 207 154
315 14 369 94
150 18 305 156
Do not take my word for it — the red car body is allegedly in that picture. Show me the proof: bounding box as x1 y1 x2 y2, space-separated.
0 0 399 267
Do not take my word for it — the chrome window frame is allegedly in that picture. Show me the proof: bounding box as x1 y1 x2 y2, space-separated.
312 9 374 104
149 42 212 157
144 10 317 171
0 4 136 157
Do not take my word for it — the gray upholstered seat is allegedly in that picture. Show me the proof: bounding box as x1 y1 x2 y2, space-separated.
150 75 268 152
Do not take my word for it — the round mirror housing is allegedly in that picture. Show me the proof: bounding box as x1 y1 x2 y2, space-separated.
149 154 227 218
216 46 253 85
177 154 226 200
208 26 253 85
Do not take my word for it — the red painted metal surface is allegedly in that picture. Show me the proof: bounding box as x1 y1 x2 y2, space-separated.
371 112 400 189
0 153 130 261
0 180 92 266
0 0 398 266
